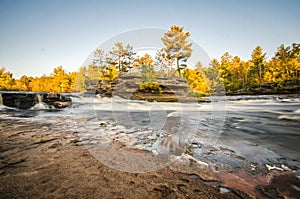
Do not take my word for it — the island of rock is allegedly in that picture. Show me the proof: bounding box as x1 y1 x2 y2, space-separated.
95 73 209 103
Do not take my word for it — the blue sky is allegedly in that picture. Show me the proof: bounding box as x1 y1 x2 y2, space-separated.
0 0 299 78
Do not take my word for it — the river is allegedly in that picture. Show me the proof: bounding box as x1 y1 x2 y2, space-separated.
0 93 299 173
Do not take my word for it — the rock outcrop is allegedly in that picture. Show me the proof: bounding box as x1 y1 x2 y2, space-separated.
96 79 118 97
43 93 72 108
85 80 99 94
96 73 209 102
0 92 72 109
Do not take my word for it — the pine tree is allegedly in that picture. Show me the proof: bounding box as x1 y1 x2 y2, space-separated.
51 66 71 93
86 64 102 80
161 25 192 77
73 66 87 92
155 48 175 76
93 49 106 68
133 53 154 67
109 42 135 72
251 46 266 83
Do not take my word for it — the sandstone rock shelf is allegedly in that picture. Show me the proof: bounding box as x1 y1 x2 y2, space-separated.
96 73 210 103
0 92 72 109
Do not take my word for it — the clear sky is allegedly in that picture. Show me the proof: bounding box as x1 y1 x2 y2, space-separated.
0 0 299 78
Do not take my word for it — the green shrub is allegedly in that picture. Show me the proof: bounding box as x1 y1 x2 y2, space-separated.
139 82 162 93
189 91 210 97
141 64 157 83
40 137 46 143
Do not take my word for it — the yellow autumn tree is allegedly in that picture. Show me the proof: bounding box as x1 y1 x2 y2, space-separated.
99 65 118 81
183 68 209 96
0 67 14 90
133 53 154 68
51 66 72 93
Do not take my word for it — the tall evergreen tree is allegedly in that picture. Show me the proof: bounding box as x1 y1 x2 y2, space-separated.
51 66 71 93
251 46 266 83
109 42 135 72
93 49 106 69
275 44 292 78
161 25 192 76
73 66 87 93
86 64 102 80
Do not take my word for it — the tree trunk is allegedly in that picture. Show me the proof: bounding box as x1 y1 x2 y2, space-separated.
176 58 181 77
259 65 262 83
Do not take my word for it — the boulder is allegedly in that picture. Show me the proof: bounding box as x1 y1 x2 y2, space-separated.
42 93 72 108
1 92 36 109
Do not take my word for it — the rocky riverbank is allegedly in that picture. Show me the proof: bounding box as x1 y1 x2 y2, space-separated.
0 115 299 198
226 82 300 96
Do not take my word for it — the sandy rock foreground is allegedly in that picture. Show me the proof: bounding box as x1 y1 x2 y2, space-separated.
0 117 299 199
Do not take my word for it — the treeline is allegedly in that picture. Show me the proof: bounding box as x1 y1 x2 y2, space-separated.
0 25 299 95
184 43 300 95
0 66 76 92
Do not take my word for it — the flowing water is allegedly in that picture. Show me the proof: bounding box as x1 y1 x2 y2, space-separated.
0 93 299 172
0 93 3 108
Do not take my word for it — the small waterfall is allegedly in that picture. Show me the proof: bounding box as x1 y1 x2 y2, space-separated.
37 94 42 104
31 94 49 109
0 93 3 107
